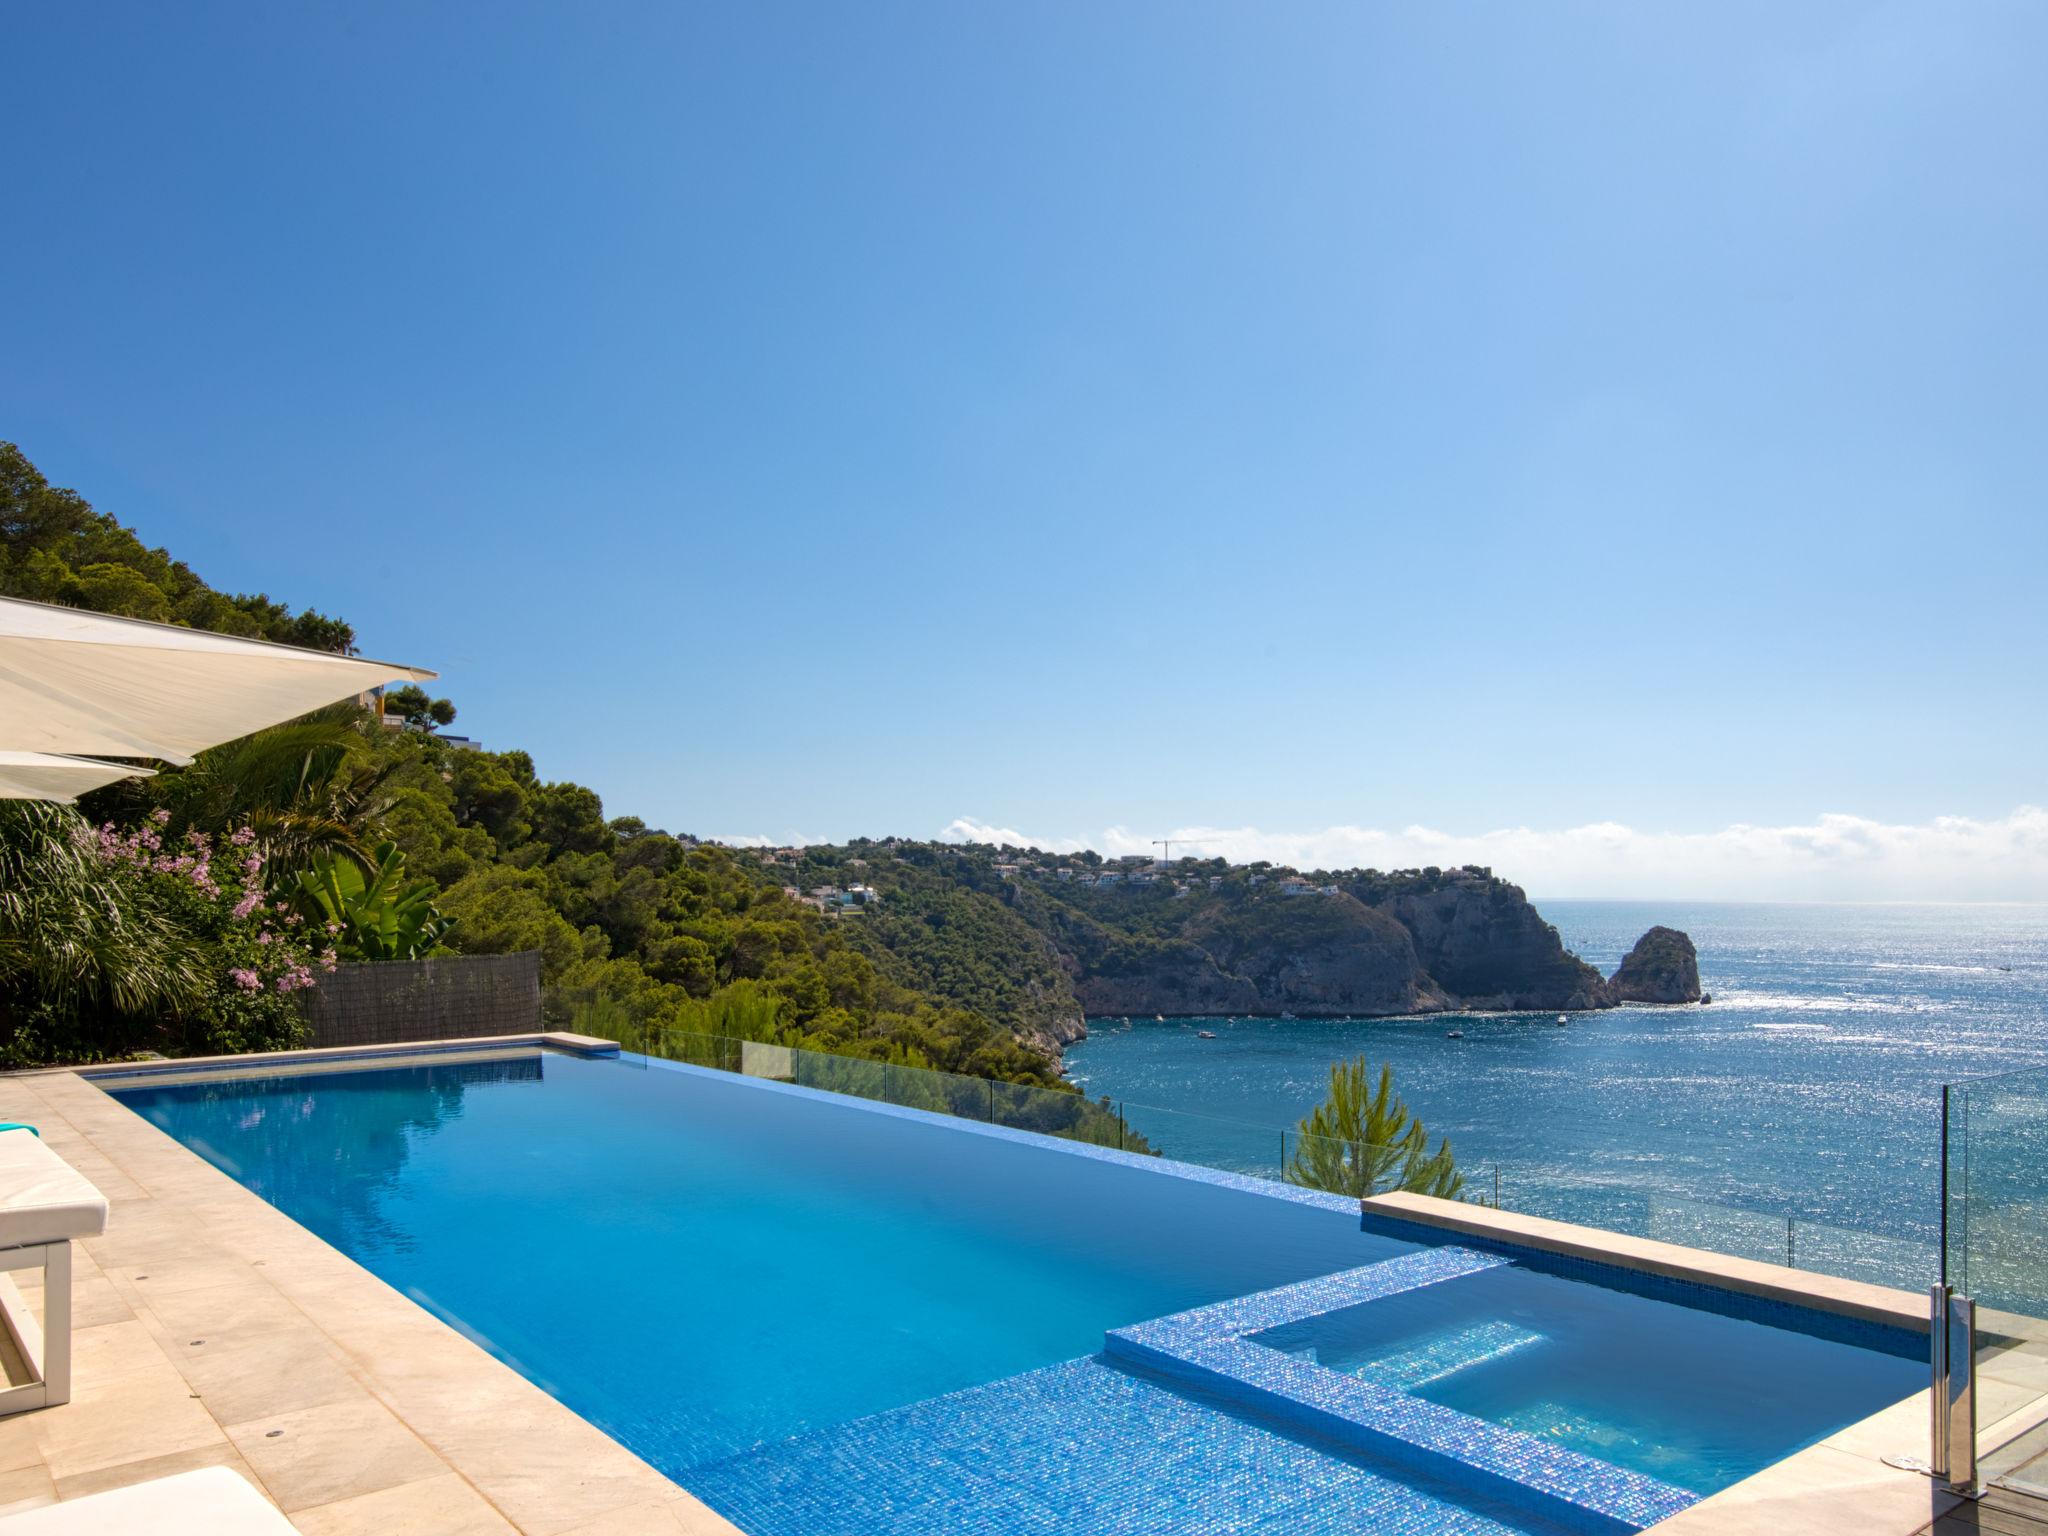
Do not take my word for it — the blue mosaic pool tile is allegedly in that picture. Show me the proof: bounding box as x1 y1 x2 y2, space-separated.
689 1356 1578 1536
1108 1243 1506 1360
1104 1247 1696 1535
1172 1337 1695 1536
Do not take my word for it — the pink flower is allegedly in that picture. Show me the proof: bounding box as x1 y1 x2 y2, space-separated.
230 968 261 991
230 827 255 847
244 855 262 875
150 809 171 826
232 892 262 919
255 931 272 945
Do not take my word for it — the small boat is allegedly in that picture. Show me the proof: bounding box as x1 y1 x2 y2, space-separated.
1445 1029 1464 1039
1155 1014 1165 1022
1556 1015 1569 1026
1197 1030 1217 1040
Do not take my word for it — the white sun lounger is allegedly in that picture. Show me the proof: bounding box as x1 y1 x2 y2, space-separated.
0 1128 109 1413
0 1467 292 1534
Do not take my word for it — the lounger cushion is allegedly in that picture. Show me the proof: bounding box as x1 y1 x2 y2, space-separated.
0 1468 292 1534
0 1130 107 1248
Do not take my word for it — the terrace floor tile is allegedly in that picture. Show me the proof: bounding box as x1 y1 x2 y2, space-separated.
169 1323 366 1425
225 1397 449 1513
28 1358 227 1480
287 1471 519 1536
52 1441 266 1500
0 1464 55 1517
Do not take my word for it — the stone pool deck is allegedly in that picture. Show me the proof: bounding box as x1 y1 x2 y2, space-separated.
0 1053 740 1535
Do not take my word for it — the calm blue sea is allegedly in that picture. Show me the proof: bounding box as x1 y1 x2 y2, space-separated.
1064 902 2048 1274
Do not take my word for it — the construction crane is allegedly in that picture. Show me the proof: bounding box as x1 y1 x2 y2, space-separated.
1152 839 1176 867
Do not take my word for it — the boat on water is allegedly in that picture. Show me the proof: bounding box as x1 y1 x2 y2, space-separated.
1445 1029 1464 1039
1556 1014 1568 1026
1197 1030 1217 1040
1155 1014 1165 1022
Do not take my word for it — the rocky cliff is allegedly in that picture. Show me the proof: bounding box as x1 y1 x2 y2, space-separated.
816 841 1701 1060
1607 925 1702 1004
1066 892 1703 1021
1062 870 1619 1019
1365 871 1612 1011
1071 897 1450 1018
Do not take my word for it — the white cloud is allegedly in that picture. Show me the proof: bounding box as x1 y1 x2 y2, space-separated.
937 808 2048 902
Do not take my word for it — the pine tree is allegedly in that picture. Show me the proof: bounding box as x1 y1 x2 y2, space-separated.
1288 1056 1462 1200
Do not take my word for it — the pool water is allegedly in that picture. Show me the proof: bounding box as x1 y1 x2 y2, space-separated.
1250 1262 1923 1493
110 1050 1405 1470
109 1047 1925 1533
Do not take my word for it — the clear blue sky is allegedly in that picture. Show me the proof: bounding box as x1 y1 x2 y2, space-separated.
8 2 2046 891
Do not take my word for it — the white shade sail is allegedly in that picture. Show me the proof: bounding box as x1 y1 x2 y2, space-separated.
0 750 156 802
0 596 437 765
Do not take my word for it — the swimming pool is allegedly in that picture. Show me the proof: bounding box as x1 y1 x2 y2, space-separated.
105 1045 1924 1534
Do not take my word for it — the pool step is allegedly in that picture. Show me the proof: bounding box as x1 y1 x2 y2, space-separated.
1360 1321 1547 1389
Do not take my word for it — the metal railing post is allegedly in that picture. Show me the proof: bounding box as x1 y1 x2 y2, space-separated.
1945 1289 1977 1495
1930 1284 1949 1481
1929 1283 1980 1494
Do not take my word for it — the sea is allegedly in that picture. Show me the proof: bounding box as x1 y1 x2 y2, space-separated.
1063 901 2048 1290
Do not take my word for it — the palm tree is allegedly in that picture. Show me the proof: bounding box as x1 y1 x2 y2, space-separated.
0 802 208 1027
1288 1055 1463 1200
143 709 401 878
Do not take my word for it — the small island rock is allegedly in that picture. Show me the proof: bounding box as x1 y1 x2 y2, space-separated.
1609 926 1702 1004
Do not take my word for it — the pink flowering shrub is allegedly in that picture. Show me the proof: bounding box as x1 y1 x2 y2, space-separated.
94 810 328 1054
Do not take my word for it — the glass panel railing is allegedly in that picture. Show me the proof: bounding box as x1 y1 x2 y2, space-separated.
1783 1217 1939 1293
1484 1171 1935 1292
1947 1065 2048 1489
1116 1100 1284 1176
641 1029 1139 1151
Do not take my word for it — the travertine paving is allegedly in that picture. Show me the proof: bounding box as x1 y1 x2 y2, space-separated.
0 1063 743 1535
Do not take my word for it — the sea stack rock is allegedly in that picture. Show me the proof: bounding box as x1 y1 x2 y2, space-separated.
1609 926 1702 1004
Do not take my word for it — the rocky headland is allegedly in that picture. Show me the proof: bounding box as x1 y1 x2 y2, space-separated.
816 842 1703 1068
1061 869 1696 1021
